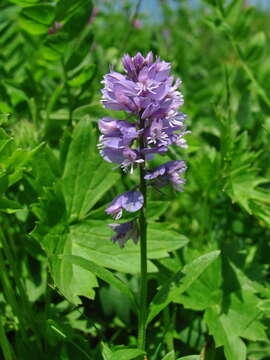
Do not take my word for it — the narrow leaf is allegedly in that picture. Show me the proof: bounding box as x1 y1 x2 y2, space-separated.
147 251 220 323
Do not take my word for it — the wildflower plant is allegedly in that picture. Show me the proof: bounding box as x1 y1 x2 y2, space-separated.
98 52 189 349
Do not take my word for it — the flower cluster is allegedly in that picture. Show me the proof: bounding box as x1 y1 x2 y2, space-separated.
98 52 188 247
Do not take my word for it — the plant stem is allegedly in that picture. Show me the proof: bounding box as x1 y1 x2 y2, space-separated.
0 318 14 360
138 115 148 350
61 58 73 127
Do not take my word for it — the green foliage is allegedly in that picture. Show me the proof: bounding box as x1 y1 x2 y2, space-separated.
147 251 220 323
1 0 270 359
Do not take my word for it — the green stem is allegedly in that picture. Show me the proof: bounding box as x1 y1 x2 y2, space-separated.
61 58 73 127
0 318 14 360
138 115 148 350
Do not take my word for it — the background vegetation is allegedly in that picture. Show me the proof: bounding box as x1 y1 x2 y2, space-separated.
1 0 270 359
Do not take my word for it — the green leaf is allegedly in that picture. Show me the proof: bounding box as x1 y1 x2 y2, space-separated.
18 16 49 35
101 342 113 360
146 201 170 220
41 225 98 305
0 128 13 162
176 356 200 360
224 337 246 360
110 348 145 360
225 133 268 214
3 82 28 106
20 4 55 25
63 255 136 308
0 197 21 214
69 220 188 274
9 0 39 5
147 251 220 323
173 256 222 311
162 351 175 360
204 288 267 360
73 104 108 121
17 4 54 36
245 32 266 63
258 299 270 315
205 307 247 360
68 64 96 87
41 33 68 61
61 118 120 223
204 291 267 344
55 0 91 23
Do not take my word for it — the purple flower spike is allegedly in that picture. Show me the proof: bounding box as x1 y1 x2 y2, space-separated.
99 52 189 246
144 160 187 191
105 190 144 219
108 221 139 248
99 52 189 174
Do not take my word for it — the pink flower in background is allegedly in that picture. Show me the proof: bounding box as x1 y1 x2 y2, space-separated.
48 22 63 35
88 6 99 25
133 19 142 29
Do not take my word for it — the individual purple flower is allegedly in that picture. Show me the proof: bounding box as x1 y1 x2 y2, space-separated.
108 221 139 248
98 118 139 150
144 160 187 191
106 190 144 219
101 147 144 173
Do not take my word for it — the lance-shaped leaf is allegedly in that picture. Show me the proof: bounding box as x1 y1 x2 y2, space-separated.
147 250 220 324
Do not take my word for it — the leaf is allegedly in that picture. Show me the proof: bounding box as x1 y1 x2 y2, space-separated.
32 185 98 305
146 201 170 220
18 4 55 35
63 255 136 308
110 348 145 360
176 356 200 360
61 118 120 223
205 307 247 360
173 256 222 311
6 147 40 186
18 16 48 36
42 225 98 305
101 342 113 360
224 337 246 360
55 0 91 23
205 291 267 344
225 133 268 214
73 104 108 121
9 0 39 5
0 128 14 162
245 32 266 63
147 251 220 323
0 198 21 214
204 288 267 360
69 220 188 274
20 4 55 25
41 34 68 62
258 299 270 315
162 351 175 360
68 64 96 87
3 82 28 106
